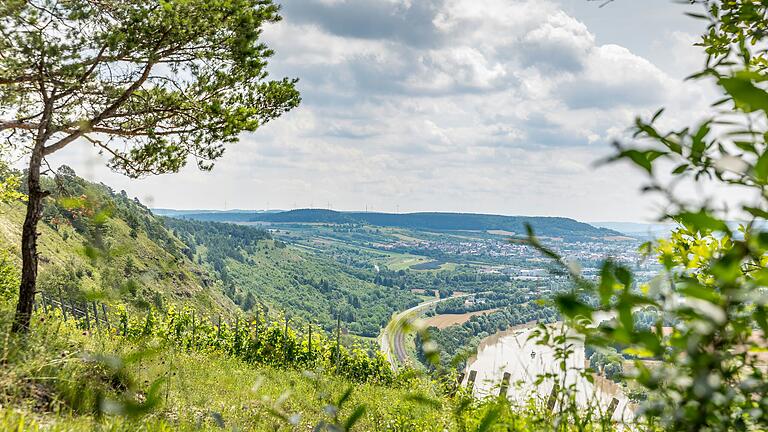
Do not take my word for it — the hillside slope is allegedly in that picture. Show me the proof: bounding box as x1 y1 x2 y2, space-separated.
0 167 234 313
0 168 420 337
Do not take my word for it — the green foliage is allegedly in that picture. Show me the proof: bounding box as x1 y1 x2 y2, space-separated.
0 249 19 300
534 2 768 430
0 168 232 313
110 305 396 386
0 0 300 177
434 291 527 314
162 217 271 278
165 216 422 337
0 162 24 204
0 302 622 431
586 348 624 383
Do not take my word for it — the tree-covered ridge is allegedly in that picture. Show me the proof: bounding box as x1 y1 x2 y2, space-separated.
163 217 272 267
177 208 624 240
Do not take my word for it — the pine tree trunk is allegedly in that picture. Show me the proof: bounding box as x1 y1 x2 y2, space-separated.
11 144 45 333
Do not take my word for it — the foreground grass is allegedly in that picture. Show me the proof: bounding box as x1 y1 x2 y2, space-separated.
0 300 621 431
0 315 450 430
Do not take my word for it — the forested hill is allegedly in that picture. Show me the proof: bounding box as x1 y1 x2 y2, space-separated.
177 208 624 239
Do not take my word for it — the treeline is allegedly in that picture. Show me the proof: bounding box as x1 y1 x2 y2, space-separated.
372 267 511 293
181 209 619 240
432 290 527 314
163 217 272 274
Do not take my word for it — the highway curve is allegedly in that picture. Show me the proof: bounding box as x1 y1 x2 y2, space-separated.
379 293 474 369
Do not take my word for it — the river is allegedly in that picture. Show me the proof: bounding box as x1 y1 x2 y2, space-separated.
463 324 634 422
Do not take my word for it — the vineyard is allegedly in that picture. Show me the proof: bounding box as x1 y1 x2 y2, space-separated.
33 291 395 386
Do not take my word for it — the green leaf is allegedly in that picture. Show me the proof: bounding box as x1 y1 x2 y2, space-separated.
617 148 667 174
744 206 768 219
734 140 756 153
754 151 768 183
343 405 366 432
675 211 729 233
598 262 617 306
615 265 633 289
691 121 711 158
679 283 722 304
617 301 634 334
684 12 709 20
719 76 768 113
477 406 501 432
755 306 768 337
555 293 593 319
337 386 354 408
651 108 665 123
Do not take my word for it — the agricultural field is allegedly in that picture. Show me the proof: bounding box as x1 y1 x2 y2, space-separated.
422 308 500 329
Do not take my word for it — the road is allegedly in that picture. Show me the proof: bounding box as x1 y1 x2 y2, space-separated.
379 293 474 369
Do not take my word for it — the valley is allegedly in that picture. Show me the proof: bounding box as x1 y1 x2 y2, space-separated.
172 204 659 380
0 169 654 377
2 1 765 430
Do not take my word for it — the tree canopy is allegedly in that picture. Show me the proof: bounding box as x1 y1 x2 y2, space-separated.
0 0 300 332
0 0 300 176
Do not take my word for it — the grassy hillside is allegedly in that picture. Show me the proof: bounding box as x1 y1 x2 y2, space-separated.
0 296 598 432
0 169 423 336
0 169 232 314
0 168 422 339
0 170 620 431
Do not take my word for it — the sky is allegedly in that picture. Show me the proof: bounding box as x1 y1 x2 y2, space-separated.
49 0 714 222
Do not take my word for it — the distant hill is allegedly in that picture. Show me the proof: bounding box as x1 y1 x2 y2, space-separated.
591 222 675 239
152 208 282 217
177 209 625 240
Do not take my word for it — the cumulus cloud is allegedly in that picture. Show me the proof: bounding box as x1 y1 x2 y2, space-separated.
48 0 709 221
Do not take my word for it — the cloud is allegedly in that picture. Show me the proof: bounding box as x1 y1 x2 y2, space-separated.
519 11 594 72
48 0 707 222
281 0 445 47
558 44 673 109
